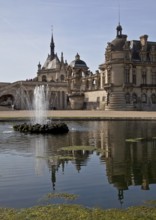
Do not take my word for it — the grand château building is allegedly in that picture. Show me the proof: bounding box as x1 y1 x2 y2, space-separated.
1 23 156 111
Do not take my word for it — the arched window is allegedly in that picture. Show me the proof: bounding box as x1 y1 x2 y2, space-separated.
125 93 130 104
141 93 147 103
42 75 47 82
132 93 137 103
151 94 156 104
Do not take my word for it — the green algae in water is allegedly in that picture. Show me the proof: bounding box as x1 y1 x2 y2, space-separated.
126 137 156 143
59 146 96 151
39 193 79 204
45 192 78 200
125 138 144 143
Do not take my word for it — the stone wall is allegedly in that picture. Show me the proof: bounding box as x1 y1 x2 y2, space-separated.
84 90 107 110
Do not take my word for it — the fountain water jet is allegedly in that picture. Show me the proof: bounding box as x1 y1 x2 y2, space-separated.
33 85 49 125
13 85 69 134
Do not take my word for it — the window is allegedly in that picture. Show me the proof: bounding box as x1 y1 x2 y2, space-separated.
42 75 47 82
107 72 111 84
102 96 105 102
125 93 130 104
97 97 100 102
151 72 156 85
150 46 156 62
142 71 147 84
151 94 156 104
132 93 137 103
132 74 136 84
141 93 147 103
107 93 110 105
125 68 130 83
86 80 89 89
93 79 96 85
60 75 64 82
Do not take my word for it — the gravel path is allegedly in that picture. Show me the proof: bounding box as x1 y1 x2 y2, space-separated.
0 110 156 121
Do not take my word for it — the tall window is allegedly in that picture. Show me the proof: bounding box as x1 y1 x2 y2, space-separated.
42 75 47 82
60 75 64 82
132 74 136 84
107 72 111 84
150 46 156 62
86 80 89 90
107 93 110 105
151 94 156 104
151 72 156 85
125 68 130 83
132 93 137 103
125 93 130 104
141 93 147 103
142 72 147 84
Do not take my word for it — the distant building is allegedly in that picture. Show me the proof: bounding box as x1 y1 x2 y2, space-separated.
1 23 156 110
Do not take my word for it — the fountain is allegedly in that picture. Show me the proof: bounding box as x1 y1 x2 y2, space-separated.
13 85 69 134
33 85 49 125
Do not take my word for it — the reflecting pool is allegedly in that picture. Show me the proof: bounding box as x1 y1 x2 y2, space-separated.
0 120 156 209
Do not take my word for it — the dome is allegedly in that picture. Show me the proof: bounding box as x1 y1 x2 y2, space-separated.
109 23 127 50
111 35 127 51
70 53 88 69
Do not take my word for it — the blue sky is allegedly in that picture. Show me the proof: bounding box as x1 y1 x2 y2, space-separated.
0 0 156 82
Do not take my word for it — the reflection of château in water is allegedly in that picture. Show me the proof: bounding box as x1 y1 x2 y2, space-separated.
49 150 92 190
99 121 156 204
2 23 156 110
46 121 156 203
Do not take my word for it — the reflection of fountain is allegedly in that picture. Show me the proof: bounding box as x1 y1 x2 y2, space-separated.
34 135 47 176
13 85 69 134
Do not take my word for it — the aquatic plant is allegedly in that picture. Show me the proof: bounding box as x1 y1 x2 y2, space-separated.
125 137 156 143
44 192 78 201
59 146 96 151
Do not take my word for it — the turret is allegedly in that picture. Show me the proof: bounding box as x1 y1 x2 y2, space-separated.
116 23 122 38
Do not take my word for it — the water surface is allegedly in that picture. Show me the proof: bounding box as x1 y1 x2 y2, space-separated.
0 120 156 209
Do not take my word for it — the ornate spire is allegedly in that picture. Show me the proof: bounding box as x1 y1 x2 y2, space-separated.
50 30 55 60
116 2 122 37
61 52 64 63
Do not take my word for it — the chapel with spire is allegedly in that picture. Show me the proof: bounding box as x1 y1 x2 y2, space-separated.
37 33 68 82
